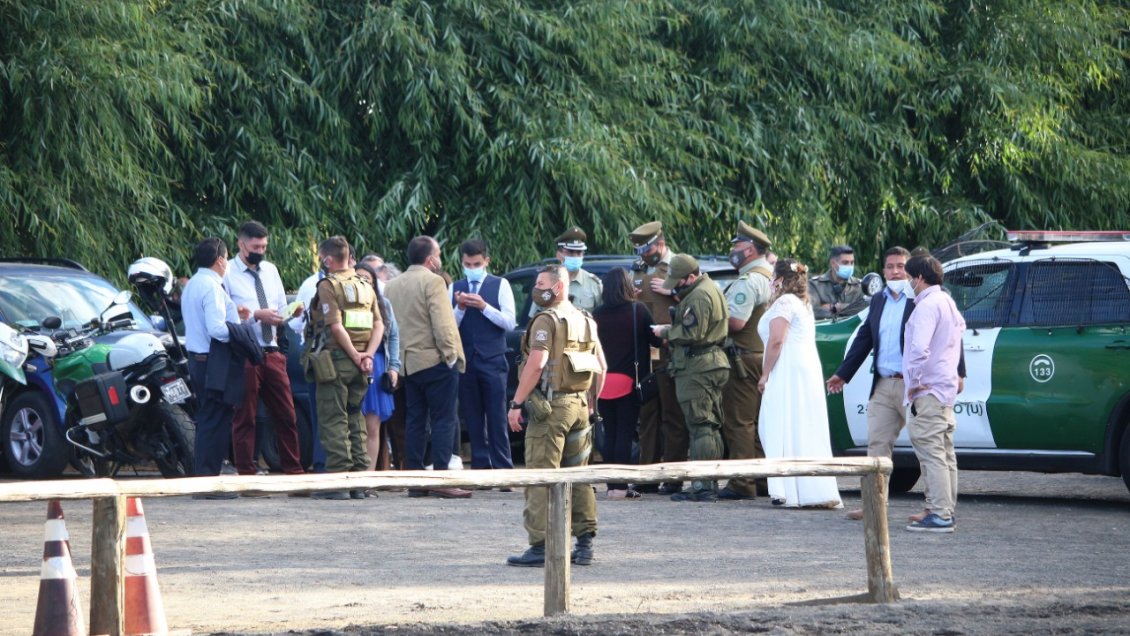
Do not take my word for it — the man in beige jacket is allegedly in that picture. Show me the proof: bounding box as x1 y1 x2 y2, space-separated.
384 236 472 499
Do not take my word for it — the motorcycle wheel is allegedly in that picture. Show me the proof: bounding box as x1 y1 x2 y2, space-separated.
150 401 195 478
1 392 69 478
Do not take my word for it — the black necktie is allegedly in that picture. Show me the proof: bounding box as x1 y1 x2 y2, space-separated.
247 268 273 344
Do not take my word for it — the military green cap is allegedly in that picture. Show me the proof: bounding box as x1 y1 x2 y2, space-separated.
556 226 588 251
662 253 699 289
732 221 772 249
629 221 663 254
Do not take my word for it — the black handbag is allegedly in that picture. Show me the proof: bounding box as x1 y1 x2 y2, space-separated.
632 303 659 405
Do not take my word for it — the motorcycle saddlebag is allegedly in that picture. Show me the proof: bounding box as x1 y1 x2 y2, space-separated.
74 371 131 427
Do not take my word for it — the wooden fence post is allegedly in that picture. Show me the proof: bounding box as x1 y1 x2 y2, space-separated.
543 482 571 616
860 473 899 603
90 495 127 635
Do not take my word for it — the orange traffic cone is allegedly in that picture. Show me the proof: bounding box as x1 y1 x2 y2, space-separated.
32 499 84 636
123 498 168 635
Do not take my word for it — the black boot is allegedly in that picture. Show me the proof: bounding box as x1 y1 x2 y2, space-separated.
506 544 546 567
571 533 594 566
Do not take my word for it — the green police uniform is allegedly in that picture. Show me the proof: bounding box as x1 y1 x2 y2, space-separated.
629 222 688 481
307 269 383 474
664 255 730 495
809 270 864 319
519 303 601 546
721 255 774 496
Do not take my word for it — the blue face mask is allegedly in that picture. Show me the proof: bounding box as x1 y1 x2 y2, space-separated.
463 266 486 283
563 256 584 273
836 264 855 280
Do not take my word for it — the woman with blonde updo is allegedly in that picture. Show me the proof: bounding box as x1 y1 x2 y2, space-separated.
756 259 843 509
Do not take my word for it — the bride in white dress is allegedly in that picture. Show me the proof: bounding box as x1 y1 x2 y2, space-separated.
757 259 843 509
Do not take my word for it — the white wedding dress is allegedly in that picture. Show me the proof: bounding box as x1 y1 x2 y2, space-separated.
757 293 843 508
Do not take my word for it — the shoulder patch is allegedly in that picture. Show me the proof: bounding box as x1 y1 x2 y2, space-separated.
682 307 698 327
734 292 747 305
534 330 549 342
321 303 330 315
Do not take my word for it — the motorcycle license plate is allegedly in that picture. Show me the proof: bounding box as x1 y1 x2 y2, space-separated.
161 379 191 404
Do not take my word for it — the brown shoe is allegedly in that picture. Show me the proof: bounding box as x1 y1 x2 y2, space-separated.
428 487 473 499
845 508 864 521
908 509 931 523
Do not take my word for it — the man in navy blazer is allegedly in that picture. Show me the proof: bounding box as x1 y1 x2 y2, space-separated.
826 246 965 520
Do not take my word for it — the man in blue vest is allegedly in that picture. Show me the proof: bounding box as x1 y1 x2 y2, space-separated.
452 238 517 473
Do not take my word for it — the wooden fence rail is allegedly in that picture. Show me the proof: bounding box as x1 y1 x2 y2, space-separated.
0 457 897 634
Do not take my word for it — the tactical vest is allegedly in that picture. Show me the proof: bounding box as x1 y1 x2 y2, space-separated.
308 271 377 349
729 264 773 353
523 305 600 394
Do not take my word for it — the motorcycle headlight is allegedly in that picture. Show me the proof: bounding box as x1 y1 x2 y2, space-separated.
0 323 29 368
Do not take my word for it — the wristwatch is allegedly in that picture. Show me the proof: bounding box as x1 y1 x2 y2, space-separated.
508 400 524 411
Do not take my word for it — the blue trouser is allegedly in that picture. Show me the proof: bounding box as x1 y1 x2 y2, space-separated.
188 357 234 476
404 362 460 470
459 355 514 469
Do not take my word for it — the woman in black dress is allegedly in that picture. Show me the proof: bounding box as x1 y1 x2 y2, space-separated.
592 267 661 498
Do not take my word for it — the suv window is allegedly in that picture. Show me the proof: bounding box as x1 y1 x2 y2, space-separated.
944 260 1017 328
1017 259 1130 326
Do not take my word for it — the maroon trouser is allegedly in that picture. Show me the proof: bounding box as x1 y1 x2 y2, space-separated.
232 350 303 475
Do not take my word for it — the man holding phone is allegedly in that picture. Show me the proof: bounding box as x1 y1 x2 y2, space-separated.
223 220 306 478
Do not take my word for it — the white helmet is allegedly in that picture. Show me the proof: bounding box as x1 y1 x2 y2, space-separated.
127 257 175 297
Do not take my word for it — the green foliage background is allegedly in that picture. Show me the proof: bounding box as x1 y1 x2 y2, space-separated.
2 0 1128 288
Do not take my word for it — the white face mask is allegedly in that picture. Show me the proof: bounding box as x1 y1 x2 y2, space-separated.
887 279 914 298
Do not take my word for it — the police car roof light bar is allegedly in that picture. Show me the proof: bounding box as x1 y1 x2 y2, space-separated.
1007 230 1130 243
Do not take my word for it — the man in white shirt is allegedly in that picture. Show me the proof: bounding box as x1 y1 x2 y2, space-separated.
451 238 517 472
223 221 305 477
182 238 248 484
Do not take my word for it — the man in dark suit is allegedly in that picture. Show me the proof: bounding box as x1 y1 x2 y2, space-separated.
825 246 915 519
451 238 516 473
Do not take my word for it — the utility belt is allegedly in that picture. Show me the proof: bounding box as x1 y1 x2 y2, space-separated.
526 387 586 421
724 345 762 358
683 343 722 358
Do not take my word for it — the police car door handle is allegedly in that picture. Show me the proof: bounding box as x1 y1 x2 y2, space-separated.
1106 340 1130 350
964 344 984 352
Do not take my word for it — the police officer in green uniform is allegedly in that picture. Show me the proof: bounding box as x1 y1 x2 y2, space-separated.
305 236 384 500
531 226 603 315
507 265 607 567
809 244 865 319
628 221 689 494
718 222 774 500
653 255 730 502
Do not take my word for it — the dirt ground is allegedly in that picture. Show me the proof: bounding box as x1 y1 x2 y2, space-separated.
2 470 1129 635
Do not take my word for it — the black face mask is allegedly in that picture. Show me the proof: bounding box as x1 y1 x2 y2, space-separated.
246 252 265 266
643 249 662 267
320 259 331 274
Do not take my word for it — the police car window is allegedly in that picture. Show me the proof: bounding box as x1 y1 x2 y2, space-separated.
509 275 532 328
943 261 1015 328
1018 259 1130 326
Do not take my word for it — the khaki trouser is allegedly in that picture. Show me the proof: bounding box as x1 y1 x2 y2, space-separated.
523 393 598 546
638 368 687 466
867 377 907 459
907 394 958 517
315 353 370 474
720 352 766 496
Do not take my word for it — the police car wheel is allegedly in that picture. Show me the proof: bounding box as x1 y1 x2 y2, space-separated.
888 466 921 493
0 392 69 478
1119 425 1130 495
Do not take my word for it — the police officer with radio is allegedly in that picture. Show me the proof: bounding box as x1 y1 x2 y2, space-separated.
627 221 688 494
304 236 384 500
507 265 607 567
652 254 730 502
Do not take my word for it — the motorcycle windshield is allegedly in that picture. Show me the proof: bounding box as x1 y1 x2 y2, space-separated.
0 268 154 332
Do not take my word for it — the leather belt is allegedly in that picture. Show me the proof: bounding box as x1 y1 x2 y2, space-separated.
882 372 903 379
263 346 280 353
192 354 208 362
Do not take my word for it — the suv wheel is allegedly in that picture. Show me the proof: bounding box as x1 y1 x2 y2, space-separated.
1 392 69 478
889 466 921 493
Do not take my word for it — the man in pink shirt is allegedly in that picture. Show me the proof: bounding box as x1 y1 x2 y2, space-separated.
902 254 965 533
